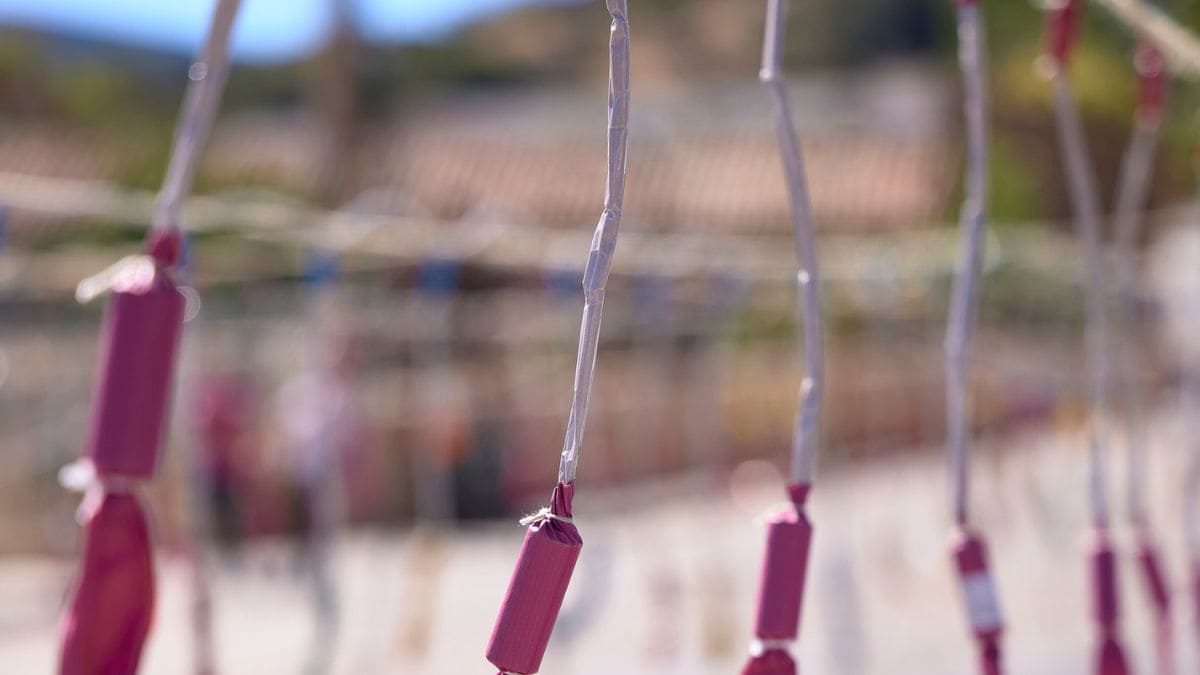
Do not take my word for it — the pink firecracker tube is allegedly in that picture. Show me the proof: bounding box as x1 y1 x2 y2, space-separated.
952 531 1004 674
1135 42 1168 123
750 484 812 641
1089 531 1129 675
486 482 582 675
1137 537 1171 618
953 532 1003 641
1044 0 1083 69
741 485 811 675
1089 533 1119 628
84 234 185 478
59 492 155 675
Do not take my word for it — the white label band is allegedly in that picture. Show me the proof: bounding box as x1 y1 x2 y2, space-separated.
961 573 1003 631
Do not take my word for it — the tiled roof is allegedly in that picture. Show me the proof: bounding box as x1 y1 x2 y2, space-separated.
375 130 954 233
201 116 955 234
2 75 958 241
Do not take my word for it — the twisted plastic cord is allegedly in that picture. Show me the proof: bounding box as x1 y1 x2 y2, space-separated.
1113 119 1160 526
153 0 242 233
557 0 631 484
1050 72 1114 528
946 1 989 528
760 0 824 487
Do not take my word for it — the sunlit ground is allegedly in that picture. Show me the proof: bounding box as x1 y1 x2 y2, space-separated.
2 409 1197 674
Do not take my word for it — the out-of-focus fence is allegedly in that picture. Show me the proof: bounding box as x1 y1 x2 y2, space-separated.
1 178 1194 557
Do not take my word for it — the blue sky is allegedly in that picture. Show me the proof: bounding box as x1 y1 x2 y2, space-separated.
0 0 566 62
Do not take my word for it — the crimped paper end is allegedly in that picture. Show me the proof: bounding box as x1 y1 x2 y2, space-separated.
741 648 796 675
1095 634 1130 675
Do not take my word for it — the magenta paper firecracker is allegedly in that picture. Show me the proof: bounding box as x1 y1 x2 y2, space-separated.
742 484 811 675
486 483 582 674
1136 42 1168 123
1044 0 1083 69
749 484 812 643
953 533 1003 675
742 648 797 675
59 492 154 675
84 233 186 478
1089 532 1130 675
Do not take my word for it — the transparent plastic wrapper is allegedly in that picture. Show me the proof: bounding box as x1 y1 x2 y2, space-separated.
486 2 629 672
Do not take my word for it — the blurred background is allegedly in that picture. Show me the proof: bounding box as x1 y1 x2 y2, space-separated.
1 0 1200 673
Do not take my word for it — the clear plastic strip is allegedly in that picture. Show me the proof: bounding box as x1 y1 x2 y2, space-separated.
153 0 243 233
760 0 824 487
1112 119 1160 524
946 4 990 527
557 0 630 484
1051 73 1114 526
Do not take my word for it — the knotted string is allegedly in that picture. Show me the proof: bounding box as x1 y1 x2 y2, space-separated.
518 508 575 528
59 459 141 524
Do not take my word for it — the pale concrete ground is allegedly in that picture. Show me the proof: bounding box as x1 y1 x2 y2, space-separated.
2 411 1198 674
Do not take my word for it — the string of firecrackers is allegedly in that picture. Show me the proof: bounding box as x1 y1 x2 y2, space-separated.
57 1 242 673
741 1 821 673
484 2 630 674
944 3 1007 675
1107 3 1177 668
1043 2 1134 674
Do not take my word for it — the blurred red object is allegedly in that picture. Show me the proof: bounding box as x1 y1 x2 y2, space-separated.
59 492 155 675
1043 0 1083 69
84 241 185 477
741 484 810 675
741 648 796 675
952 531 1005 674
1089 531 1130 675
